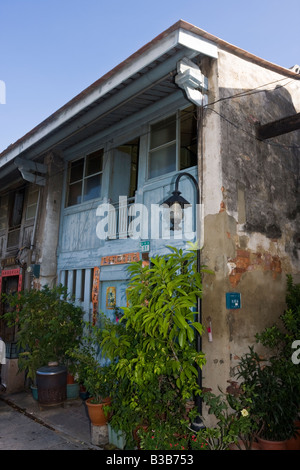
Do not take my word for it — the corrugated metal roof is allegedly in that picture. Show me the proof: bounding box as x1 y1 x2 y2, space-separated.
0 47 183 165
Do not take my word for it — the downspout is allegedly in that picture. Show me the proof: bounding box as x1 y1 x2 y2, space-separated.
30 188 41 251
175 57 208 428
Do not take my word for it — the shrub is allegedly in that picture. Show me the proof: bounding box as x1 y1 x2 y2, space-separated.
99 246 208 443
3 284 84 382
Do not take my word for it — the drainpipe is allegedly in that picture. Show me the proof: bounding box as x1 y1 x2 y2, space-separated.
30 188 41 251
175 57 208 430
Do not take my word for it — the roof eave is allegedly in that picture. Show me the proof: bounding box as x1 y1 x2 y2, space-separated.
0 21 217 168
1 19 299 169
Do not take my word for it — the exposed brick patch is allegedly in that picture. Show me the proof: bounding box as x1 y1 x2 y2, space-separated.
236 249 250 259
228 249 282 287
219 201 226 212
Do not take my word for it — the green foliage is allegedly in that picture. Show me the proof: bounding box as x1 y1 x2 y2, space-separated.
189 432 209 450
137 387 255 451
286 274 300 317
193 388 257 450
247 275 300 441
236 346 299 441
256 275 300 357
138 421 192 450
2 284 84 383
67 323 113 404
99 246 208 442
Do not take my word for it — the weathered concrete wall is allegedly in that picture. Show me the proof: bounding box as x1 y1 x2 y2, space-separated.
201 50 300 397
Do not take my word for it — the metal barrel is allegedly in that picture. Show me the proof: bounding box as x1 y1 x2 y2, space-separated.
36 363 67 405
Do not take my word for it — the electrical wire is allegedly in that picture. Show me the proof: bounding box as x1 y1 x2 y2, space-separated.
205 106 300 150
0 77 299 266
0 91 299 205
0 64 298 311
205 76 296 107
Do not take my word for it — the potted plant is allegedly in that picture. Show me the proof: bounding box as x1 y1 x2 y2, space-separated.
84 364 112 426
253 275 300 449
2 284 84 397
189 387 259 450
67 326 112 426
137 387 258 451
17 350 45 399
236 347 299 449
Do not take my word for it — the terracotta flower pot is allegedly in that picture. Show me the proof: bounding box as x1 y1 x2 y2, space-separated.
67 373 75 384
229 440 261 450
257 437 287 450
286 421 300 450
86 397 111 426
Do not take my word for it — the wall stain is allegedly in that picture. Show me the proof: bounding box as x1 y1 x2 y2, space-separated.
228 248 282 287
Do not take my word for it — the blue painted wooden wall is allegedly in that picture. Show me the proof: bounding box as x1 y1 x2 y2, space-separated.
57 95 199 321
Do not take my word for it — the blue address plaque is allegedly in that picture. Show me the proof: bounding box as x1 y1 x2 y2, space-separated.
226 292 241 309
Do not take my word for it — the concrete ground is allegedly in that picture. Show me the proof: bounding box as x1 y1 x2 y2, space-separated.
0 389 102 450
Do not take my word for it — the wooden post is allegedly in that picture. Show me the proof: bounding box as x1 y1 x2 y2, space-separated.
257 112 300 140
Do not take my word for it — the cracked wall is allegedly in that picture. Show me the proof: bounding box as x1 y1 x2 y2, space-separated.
200 50 300 398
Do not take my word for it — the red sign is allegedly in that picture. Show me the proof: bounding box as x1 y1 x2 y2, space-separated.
0 267 23 296
1 268 20 277
101 252 140 266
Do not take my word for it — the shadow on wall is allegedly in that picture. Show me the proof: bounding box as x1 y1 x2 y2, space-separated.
214 83 299 261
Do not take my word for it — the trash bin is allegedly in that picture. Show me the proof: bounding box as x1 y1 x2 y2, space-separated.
36 362 67 405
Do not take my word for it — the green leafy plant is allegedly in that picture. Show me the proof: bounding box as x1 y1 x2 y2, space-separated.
191 388 257 450
189 432 209 450
137 386 255 451
67 324 112 404
2 284 84 384
256 275 300 357
236 346 299 441
248 275 300 440
138 421 191 450
99 245 209 444
113 306 124 323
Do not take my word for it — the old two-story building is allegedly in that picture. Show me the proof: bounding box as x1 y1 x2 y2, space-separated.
0 20 299 395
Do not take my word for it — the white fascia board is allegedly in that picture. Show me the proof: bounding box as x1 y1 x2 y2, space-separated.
0 28 217 169
178 28 218 59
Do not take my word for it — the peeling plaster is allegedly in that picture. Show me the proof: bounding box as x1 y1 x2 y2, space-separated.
227 248 282 287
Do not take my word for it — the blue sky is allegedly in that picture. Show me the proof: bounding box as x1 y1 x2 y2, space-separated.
0 0 299 153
